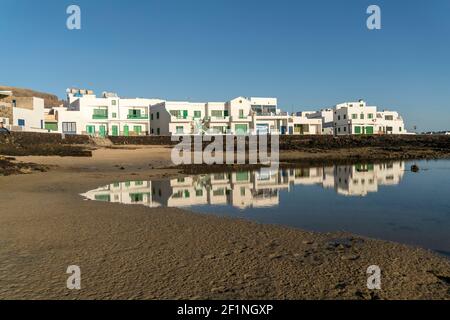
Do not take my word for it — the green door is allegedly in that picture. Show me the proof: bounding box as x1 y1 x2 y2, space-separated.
99 125 106 137
123 125 129 136
365 126 374 135
111 125 118 136
86 125 95 136
235 124 248 135
134 126 142 135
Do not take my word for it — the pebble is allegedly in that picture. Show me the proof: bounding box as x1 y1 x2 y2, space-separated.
341 254 360 261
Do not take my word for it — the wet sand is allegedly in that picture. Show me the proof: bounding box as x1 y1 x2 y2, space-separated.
0 146 449 300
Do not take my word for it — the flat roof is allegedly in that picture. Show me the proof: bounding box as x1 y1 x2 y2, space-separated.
0 90 13 98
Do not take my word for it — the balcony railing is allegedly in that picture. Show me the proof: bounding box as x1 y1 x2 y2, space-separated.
127 114 149 119
205 116 229 122
92 114 108 119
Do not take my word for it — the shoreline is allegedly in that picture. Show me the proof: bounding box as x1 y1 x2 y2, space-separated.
1 146 450 299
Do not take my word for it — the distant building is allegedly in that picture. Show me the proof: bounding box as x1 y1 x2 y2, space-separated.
49 88 163 136
304 109 334 135
150 96 322 135
0 90 45 132
333 100 407 135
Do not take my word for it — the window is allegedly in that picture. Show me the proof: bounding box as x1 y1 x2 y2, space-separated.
399 127 402 132
111 100 117 105
194 111 201 118
239 109 244 118
213 188 225 196
93 108 108 119
344 127 347 132
360 114 364 119
343 115 346 120
196 189 203 197
352 114 357 119
385 115 394 121
354 126 361 134
62 122 77 134
240 187 246 196
150 113 153 120
368 113 373 119
18 119 25 126
157 128 160 135
176 126 184 134
211 110 223 117
134 126 142 134
338 115 341 120
157 112 160 119
112 112 117 118
12 100 16 108
151 128 154 134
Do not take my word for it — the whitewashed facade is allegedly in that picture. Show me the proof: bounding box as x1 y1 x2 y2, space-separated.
49 89 163 136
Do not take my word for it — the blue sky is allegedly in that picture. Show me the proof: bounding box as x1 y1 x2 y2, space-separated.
1 0 449 131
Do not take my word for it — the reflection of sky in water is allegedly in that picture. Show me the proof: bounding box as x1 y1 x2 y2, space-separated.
82 160 450 257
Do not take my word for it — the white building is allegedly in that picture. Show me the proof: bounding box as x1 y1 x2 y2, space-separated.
0 90 45 132
333 100 407 135
48 89 163 136
305 109 334 135
150 96 322 135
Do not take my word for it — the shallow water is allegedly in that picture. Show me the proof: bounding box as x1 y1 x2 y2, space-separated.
82 159 450 256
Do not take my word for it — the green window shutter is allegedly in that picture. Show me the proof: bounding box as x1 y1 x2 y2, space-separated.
365 126 374 135
183 110 188 119
194 111 201 118
236 171 249 181
354 126 361 134
112 125 118 136
123 125 129 136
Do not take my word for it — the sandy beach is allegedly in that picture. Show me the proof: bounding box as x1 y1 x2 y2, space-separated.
1 146 449 300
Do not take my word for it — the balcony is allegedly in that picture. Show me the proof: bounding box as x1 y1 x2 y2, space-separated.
92 109 108 120
231 116 252 122
127 114 149 119
171 116 191 122
205 116 229 122
92 114 108 119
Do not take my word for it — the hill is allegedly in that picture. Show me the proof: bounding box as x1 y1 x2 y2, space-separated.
0 85 62 108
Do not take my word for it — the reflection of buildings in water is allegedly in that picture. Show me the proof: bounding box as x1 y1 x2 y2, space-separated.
81 162 405 209
333 162 405 196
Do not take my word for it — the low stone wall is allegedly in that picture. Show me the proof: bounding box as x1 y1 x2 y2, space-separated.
109 135 176 145
0 132 91 157
109 134 450 151
0 131 90 145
